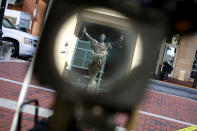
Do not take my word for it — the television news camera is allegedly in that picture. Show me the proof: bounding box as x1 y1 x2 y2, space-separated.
11 0 197 130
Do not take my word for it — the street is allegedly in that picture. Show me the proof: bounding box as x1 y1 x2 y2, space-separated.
0 59 197 131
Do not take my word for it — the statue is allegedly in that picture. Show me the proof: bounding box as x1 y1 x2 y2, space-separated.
82 27 123 93
172 34 180 45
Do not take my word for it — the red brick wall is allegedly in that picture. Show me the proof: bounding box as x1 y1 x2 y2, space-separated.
8 0 47 36
7 4 22 11
22 0 47 36
32 0 47 36
21 0 36 18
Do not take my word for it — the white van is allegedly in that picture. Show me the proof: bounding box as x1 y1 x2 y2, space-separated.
2 17 38 57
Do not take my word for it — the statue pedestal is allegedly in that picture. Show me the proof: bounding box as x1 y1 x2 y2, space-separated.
87 80 97 94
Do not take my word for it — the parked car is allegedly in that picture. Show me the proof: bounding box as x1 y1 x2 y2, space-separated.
2 17 38 57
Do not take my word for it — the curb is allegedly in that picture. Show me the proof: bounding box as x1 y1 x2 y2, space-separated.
148 79 197 100
149 79 197 92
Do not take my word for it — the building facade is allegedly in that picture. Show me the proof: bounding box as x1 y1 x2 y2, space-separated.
155 33 197 82
53 7 197 90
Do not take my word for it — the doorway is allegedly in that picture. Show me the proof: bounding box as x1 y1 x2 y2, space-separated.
156 43 178 78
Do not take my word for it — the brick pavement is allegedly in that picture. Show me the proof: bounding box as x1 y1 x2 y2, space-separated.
136 113 188 131
140 90 197 125
0 60 54 130
0 61 45 86
135 90 197 131
0 62 29 82
0 60 197 130
0 80 55 109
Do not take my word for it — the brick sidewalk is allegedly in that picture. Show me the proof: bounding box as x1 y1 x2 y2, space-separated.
0 60 48 87
0 59 197 131
0 60 54 130
136 90 197 131
140 90 197 124
136 113 187 131
0 80 55 109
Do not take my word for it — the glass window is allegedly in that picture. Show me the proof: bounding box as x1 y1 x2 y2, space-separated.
84 60 91 68
191 50 197 78
166 47 176 57
75 49 86 59
2 18 18 30
78 41 91 49
163 46 177 66
73 58 84 67
86 51 93 60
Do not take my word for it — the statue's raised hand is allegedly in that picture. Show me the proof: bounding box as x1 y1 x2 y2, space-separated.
83 27 87 34
80 27 87 40
120 34 123 41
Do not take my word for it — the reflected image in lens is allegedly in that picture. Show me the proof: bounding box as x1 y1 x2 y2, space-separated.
54 7 142 95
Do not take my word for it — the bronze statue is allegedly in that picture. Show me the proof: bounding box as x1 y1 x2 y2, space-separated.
82 27 123 92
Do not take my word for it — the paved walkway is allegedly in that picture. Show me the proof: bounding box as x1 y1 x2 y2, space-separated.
0 59 197 131
138 89 197 130
0 59 55 131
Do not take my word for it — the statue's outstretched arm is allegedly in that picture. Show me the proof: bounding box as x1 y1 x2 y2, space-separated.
83 27 94 41
105 42 112 49
111 34 124 48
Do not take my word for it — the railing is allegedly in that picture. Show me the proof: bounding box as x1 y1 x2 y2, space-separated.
17 99 39 131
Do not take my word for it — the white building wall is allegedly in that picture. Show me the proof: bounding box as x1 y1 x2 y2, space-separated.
54 15 78 75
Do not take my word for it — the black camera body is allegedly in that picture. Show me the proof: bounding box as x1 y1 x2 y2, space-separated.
33 0 197 130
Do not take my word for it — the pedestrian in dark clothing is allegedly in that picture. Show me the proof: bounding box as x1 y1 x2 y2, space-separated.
159 61 173 80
